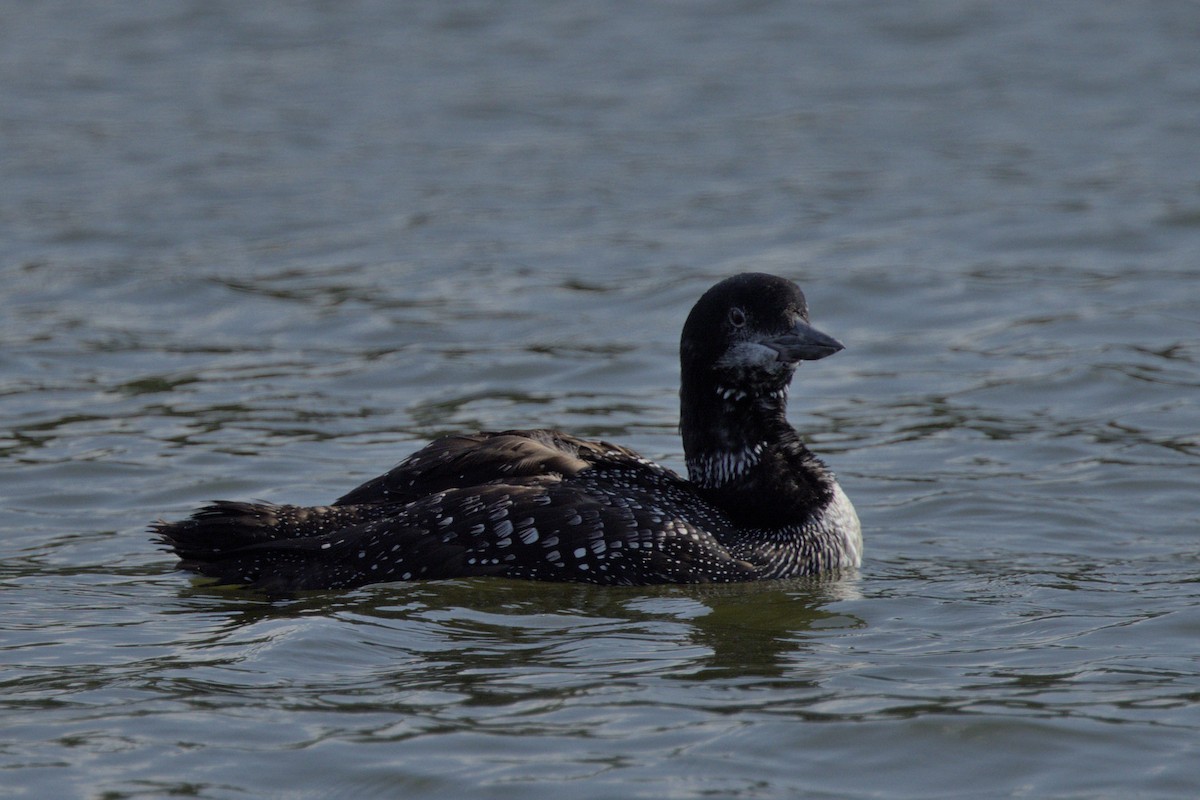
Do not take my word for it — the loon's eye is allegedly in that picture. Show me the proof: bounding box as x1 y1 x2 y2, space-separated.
728 307 746 328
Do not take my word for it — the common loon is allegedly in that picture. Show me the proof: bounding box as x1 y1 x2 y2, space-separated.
153 273 861 591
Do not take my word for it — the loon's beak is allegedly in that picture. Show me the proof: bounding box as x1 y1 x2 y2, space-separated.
765 320 844 363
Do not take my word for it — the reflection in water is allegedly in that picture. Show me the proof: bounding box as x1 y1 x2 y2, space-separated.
166 576 866 693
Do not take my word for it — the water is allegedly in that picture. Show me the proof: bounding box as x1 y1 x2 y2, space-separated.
2 1 1199 797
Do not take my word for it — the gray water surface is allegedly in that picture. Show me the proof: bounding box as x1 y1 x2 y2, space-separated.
3 2 1199 798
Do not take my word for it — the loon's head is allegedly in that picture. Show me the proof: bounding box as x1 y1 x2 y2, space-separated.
680 273 844 397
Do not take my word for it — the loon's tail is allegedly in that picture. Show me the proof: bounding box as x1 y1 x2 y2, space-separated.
151 501 402 593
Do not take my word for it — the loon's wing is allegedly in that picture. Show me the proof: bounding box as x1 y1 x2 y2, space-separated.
332 429 645 506
158 475 759 593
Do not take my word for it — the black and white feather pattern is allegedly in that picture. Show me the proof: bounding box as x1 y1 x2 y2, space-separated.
153 273 862 592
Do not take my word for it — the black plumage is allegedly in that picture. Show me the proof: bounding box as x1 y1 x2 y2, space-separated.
153 273 861 591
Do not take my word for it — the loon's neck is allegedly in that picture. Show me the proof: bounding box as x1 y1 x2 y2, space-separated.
680 370 835 528
682 380 794 487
